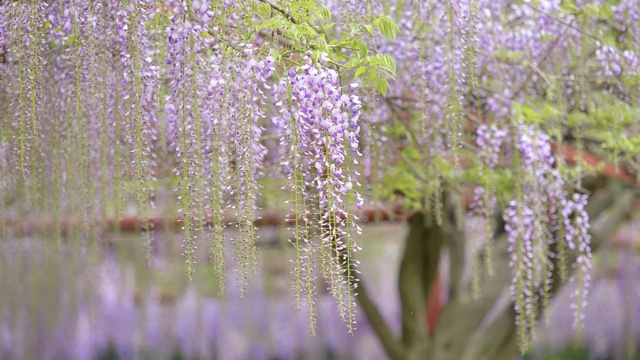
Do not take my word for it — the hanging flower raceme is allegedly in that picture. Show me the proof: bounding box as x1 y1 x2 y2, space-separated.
273 51 363 333
561 193 593 330
164 4 211 280
470 124 509 282
498 123 592 349
225 52 274 294
163 0 276 290
473 121 593 350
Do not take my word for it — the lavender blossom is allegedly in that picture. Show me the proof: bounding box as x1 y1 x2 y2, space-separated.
273 51 363 332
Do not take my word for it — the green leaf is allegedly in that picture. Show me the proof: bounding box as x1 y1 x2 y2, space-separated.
351 38 369 57
315 36 329 52
315 7 331 21
354 66 368 79
343 57 364 68
262 17 285 31
299 23 318 38
372 16 400 39
287 25 299 39
376 54 396 73
300 0 316 9
374 75 389 96
362 24 374 35
256 3 272 18
367 67 378 82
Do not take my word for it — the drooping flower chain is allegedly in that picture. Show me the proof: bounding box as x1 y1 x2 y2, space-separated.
273 52 363 333
493 124 593 349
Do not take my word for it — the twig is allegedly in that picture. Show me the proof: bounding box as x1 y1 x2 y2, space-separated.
258 29 296 48
207 30 247 57
520 1 603 43
513 18 574 98
257 0 299 24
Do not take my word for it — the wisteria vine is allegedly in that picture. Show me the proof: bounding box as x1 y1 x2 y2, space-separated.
0 0 638 352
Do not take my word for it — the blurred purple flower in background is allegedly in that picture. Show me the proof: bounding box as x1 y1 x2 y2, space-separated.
0 225 402 360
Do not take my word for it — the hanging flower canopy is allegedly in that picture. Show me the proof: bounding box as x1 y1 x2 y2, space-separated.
1 0 639 352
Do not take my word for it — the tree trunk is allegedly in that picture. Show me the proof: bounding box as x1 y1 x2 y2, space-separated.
398 212 447 359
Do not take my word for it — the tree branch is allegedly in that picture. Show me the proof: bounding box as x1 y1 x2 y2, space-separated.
338 246 406 360
352 270 406 360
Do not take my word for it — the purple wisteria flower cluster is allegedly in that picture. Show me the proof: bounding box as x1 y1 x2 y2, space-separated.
561 193 593 329
470 124 509 282
472 121 594 349
487 124 593 348
273 51 363 332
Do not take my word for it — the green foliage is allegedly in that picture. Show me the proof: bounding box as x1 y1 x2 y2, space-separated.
247 1 399 95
